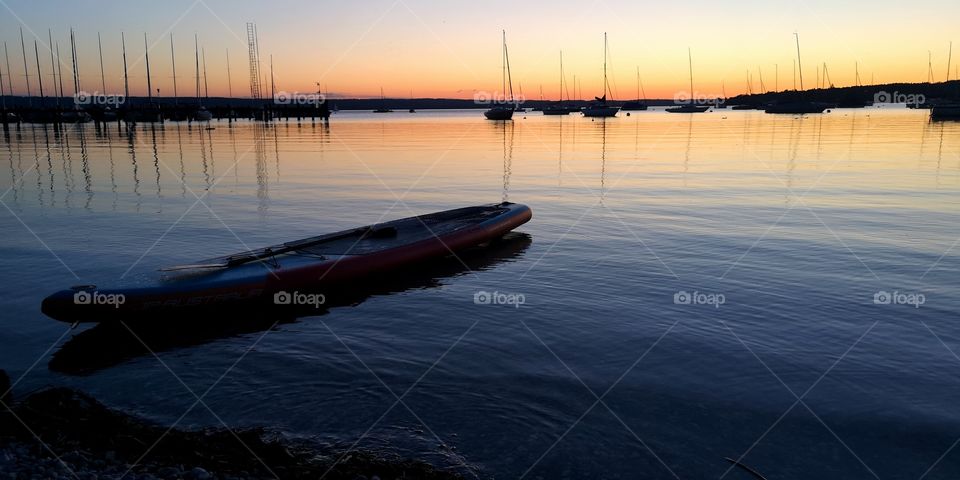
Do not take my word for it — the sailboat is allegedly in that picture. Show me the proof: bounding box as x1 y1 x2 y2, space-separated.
193 35 213 121
764 33 827 114
666 48 708 113
484 30 515 121
930 42 960 119
621 66 648 111
544 51 571 115
373 87 393 113
582 33 619 118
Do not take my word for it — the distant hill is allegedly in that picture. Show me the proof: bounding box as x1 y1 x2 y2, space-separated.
2 80 957 110
723 80 960 107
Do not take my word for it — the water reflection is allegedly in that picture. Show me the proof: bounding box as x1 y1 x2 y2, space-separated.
500 121 514 203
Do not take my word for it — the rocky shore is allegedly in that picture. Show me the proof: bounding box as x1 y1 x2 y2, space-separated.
0 379 465 480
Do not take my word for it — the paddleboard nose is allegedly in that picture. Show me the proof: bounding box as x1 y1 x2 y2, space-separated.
41 289 78 323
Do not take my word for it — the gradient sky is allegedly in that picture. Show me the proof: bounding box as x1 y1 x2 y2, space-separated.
0 0 957 99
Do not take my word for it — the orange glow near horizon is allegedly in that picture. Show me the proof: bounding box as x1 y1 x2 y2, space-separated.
0 0 957 100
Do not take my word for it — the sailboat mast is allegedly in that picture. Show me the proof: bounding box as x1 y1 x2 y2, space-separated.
0 51 4 110
70 28 80 94
204 48 210 98
33 41 45 100
794 32 804 90
504 34 515 105
98 33 106 92
559 50 563 102
4 43 13 96
603 32 608 98
225 49 232 97
194 34 200 104
56 42 64 101
19 27 31 98
636 66 640 100
49 31 59 102
121 33 129 99
170 34 177 105
144 34 152 102
947 42 953 82
501 30 506 103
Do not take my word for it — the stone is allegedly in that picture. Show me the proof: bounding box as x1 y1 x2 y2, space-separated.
0 369 9 405
189 467 210 480
157 467 179 479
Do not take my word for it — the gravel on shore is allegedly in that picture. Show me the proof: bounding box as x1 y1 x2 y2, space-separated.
0 384 467 480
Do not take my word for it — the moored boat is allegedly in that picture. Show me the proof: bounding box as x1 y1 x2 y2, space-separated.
764 102 828 114
666 104 709 113
484 106 514 120
581 33 619 118
484 30 518 121
931 103 960 119
666 48 708 114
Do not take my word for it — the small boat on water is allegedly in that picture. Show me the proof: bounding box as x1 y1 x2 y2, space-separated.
620 101 648 111
764 33 826 115
485 31 516 121
100 107 118 122
373 87 393 113
620 67 648 111
667 48 708 114
543 51 573 115
41 203 532 324
931 104 960 119
484 106 514 120
764 102 828 114
194 106 213 121
60 108 94 123
582 33 619 118
666 104 709 113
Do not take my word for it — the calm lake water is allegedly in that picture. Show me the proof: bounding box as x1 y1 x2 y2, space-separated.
2 107 960 479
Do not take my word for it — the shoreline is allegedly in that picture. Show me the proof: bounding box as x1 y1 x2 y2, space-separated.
0 384 467 480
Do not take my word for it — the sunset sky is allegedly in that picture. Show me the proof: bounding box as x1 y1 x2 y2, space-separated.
0 0 957 100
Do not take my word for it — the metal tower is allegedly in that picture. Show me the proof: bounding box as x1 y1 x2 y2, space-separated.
246 22 262 98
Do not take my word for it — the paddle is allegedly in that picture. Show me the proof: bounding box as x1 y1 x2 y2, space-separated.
159 226 397 272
